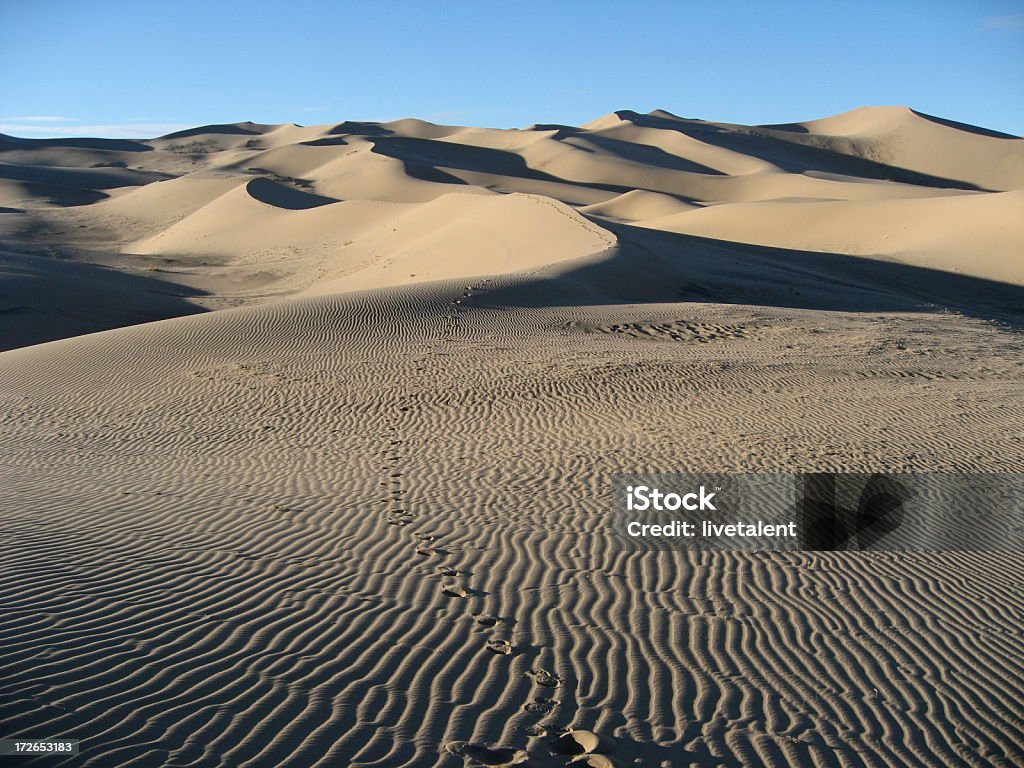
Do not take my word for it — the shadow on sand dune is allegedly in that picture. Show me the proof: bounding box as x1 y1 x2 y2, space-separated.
0 163 169 207
0 250 208 351
483 221 1024 330
577 132 726 175
525 122 726 175
160 123 264 140
910 110 1023 141
613 110 990 192
243 177 339 209
368 136 642 195
0 133 154 153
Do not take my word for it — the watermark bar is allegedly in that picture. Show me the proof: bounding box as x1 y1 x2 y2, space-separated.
0 739 79 756
608 473 1024 551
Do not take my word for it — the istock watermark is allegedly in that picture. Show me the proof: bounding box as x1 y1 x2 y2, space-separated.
609 473 1024 551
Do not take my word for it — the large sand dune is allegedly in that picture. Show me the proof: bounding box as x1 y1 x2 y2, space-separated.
1 107 1023 767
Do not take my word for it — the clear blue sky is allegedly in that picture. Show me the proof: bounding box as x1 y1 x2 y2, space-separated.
2 0 1022 138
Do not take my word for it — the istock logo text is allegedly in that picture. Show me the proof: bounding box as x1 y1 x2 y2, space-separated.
626 485 718 512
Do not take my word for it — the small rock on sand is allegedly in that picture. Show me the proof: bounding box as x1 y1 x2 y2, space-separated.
552 729 615 756
569 754 618 767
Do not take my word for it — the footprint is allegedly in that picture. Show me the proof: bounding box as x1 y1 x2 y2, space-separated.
443 742 528 766
441 585 468 598
524 697 558 715
527 668 563 688
474 613 500 627
486 639 513 655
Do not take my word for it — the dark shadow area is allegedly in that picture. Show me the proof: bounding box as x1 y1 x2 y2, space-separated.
0 162 168 190
242 168 316 190
0 133 153 153
0 180 109 207
371 136 547 176
480 220 1024 331
326 121 394 137
574 132 725 175
160 123 264 140
368 136 639 195
300 135 350 147
408 164 469 186
613 110 988 191
910 109 1023 140
160 123 263 140
244 177 338 209
528 123 582 140
757 121 810 133
0 249 208 351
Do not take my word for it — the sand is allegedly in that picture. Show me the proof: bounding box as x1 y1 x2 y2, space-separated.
1 107 1023 767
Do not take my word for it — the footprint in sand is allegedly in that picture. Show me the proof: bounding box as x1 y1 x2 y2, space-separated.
486 638 513 655
526 668 562 688
474 613 500 627
443 742 528 766
441 584 468 598
523 697 558 715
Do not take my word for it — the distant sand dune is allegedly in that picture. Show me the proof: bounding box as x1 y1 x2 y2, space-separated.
2 103 1017 340
638 189 1024 286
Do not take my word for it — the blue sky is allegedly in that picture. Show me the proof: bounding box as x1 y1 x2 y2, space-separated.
2 0 1022 138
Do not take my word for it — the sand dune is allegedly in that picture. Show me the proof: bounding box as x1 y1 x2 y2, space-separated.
579 189 698 221
1 107 1023 767
785 106 1024 191
2 103 1018 328
639 189 1024 285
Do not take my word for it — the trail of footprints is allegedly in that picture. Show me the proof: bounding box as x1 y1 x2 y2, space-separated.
381 281 617 766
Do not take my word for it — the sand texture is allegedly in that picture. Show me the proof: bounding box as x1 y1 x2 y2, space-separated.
1 107 1023 767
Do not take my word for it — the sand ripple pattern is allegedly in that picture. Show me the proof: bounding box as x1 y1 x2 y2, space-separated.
2 285 1023 767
